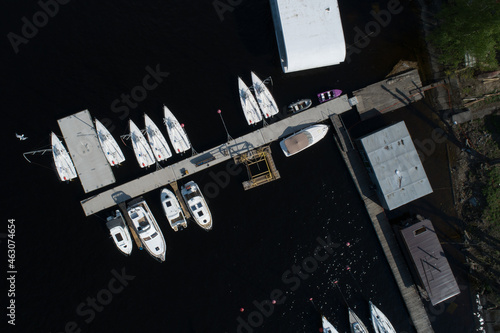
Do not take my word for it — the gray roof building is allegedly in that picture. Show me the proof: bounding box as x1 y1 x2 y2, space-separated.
358 121 433 210
400 220 461 306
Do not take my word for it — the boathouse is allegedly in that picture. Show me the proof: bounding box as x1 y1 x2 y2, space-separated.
357 121 433 210
400 219 461 306
269 0 346 73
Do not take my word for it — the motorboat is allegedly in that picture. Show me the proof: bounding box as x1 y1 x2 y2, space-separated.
251 71 279 118
349 308 369 333
322 315 339 333
279 124 329 157
51 132 77 181
95 118 125 166
163 105 191 154
144 113 172 162
238 77 262 125
106 210 133 256
318 89 342 103
181 181 212 230
160 188 187 231
129 119 155 168
127 198 166 262
287 99 312 114
369 301 396 333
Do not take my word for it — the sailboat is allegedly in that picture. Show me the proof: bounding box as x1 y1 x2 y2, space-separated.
251 71 279 118
369 301 396 333
95 118 125 166
129 119 155 168
238 77 262 125
321 315 339 333
163 105 191 154
348 308 370 333
144 113 172 162
51 132 77 181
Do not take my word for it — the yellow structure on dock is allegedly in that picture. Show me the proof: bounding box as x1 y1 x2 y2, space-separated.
233 146 280 190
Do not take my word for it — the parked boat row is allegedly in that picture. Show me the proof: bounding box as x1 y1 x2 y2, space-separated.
106 180 212 261
238 72 279 125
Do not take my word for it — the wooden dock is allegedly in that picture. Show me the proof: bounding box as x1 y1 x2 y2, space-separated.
234 145 281 190
353 69 424 120
330 114 434 333
80 95 352 216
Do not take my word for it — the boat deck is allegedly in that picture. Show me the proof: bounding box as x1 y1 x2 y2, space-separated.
57 110 115 193
80 95 352 216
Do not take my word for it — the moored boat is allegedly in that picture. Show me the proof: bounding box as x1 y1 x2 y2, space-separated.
181 181 212 230
322 315 339 333
349 308 370 333
279 124 329 157
160 188 187 231
287 99 312 114
163 105 191 154
144 113 172 162
106 210 133 256
51 132 77 181
251 71 279 118
129 119 155 168
369 301 396 333
127 198 166 262
95 118 125 166
238 77 262 125
318 89 342 103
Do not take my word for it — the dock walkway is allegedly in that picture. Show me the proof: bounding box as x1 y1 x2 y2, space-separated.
81 96 352 216
330 114 434 333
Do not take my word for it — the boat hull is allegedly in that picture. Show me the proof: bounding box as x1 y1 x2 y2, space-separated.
370 301 396 333
251 71 279 118
322 315 339 333
129 120 155 168
348 308 369 333
51 132 77 181
161 188 187 231
144 113 172 162
287 99 312 114
238 77 262 125
181 181 212 230
279 124 329 157
318 89 342 103
163 105 191 154
106 210 133 256
95 118 125 166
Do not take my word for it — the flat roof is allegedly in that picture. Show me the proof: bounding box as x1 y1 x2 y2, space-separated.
400 220 461 306
270 0 346 73
58 110 115 193
359 121 433 210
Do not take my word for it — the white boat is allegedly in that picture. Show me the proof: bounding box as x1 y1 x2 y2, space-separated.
349 308 369 333
238 77 262 125
369 301 396 333
144 113 172 162
322 315 339 333
251 71 279 118
160 188 187 231
127 198 166 262
106 210 133 256
95 118 125 166
279 124 329 157
129 119 155 168
51 132 77 181
181 181 212 230
163 105 191 154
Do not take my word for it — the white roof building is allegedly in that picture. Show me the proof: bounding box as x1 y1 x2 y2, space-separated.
358 121 433 210
270 0 346 73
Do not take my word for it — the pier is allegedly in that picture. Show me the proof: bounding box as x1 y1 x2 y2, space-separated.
80 95 352 216
330 114 434 333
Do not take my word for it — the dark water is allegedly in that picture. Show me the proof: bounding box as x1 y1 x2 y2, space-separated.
4 0 431 332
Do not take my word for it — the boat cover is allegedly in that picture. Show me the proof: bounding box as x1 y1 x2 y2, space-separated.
284 132 311 155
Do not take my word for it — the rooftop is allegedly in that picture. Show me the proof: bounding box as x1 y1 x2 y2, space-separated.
358 121 433 210
269 0 346 73
400 220 461 306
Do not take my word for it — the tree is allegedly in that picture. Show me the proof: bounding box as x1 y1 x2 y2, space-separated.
430 0 500 71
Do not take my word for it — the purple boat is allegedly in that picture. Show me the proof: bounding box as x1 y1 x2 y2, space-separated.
318 89 342 103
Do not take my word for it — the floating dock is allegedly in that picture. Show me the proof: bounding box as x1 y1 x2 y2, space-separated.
57 110 115 193
80 95 352 216
330 114 434 333
233 145 281 190
353 69 424 120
